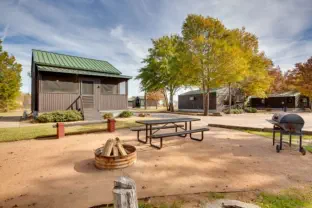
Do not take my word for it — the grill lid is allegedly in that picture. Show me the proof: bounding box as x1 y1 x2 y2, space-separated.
271 113 304 124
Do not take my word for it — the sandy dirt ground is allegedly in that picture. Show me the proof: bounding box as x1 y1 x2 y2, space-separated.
1 126 312 208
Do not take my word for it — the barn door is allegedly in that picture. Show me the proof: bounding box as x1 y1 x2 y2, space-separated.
81 80 95 109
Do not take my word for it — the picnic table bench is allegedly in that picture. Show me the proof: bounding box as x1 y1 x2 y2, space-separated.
132 117 209 149
130 124 184 143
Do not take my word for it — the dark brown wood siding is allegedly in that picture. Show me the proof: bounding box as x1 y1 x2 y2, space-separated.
250 97 296 108
178 92 216 110
39 93 81 112
37 71 129 112
99 95 127 110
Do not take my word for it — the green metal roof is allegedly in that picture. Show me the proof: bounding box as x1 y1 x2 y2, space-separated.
32 49 122 75
37 66 132 79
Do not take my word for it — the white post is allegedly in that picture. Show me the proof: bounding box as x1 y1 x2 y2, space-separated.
113 176 138 208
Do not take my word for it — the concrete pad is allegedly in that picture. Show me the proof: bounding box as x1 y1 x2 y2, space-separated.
0 127 312 208
152 112 312 131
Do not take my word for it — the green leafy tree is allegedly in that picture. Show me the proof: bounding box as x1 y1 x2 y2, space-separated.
240 52 273 106
229 29 273 107
182 14 246 115
136 35 186 112
219 29 251 112
0 40 22 112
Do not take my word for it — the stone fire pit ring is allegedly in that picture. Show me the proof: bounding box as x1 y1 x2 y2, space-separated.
94 144 137 169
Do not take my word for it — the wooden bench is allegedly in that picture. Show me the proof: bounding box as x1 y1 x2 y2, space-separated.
130 124 184 143
52 120 108 138
150 127 210 149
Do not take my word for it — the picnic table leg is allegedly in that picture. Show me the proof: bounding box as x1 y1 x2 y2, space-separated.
190 121 206 141
190 131 205 141
145 124 148 143
150 124 162 149
279 131 283 150
136 126 148 144
189 121 192 138
178 122 187 138
137 130 147 144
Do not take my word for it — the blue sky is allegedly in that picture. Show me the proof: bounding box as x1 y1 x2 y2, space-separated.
1 0 312 98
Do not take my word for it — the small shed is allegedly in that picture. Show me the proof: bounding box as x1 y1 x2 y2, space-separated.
250 91 310 109
178 88 245 112
31 50 132 120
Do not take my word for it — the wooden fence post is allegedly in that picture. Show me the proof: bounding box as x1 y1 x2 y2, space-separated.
113 176 138 208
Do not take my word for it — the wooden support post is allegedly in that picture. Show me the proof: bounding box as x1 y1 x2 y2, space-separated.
57 122 65 139
113 176 138 208
108 119 116 132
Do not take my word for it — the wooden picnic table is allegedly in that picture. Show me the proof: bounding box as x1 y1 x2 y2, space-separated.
134 117 209 149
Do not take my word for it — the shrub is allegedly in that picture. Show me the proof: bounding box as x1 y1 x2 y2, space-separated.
103 112 113 119
244 107 257 113
119 110 133 118
224 108 244 114
37 110 83 123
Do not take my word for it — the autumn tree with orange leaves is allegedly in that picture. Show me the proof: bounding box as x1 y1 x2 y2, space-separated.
268 66 288 94
285 56 312 109
146 90 165 109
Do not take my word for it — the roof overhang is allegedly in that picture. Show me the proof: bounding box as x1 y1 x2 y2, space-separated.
37 65 132 79
250 91 300 99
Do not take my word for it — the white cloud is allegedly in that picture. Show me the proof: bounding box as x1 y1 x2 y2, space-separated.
156 0 312 72
1 0 312 100
110 25 149 62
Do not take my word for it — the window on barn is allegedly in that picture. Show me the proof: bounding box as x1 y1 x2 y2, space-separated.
81 81 94 95
41 73 79 93
101 82 118 94
101 80 127 95
119 81 126 95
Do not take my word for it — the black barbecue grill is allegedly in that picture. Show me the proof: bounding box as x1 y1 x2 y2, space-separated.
266 113 306 155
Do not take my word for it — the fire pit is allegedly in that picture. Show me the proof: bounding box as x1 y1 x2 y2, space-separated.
94 138 137 169
266 112 306 155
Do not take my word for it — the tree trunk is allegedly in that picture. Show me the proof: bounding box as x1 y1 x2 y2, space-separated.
169 92 174 112
144 92 147 110
228 83 232 114
204 88 210 116
162 89 169 111
156 101 158 109
242 94 247 109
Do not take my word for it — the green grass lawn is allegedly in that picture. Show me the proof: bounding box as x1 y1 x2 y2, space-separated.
244 130 312 153
243 130 312 140
257 188 312 208
0 117 144 142
136 187 312 208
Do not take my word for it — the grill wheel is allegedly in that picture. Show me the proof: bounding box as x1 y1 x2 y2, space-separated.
276 145 281 153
